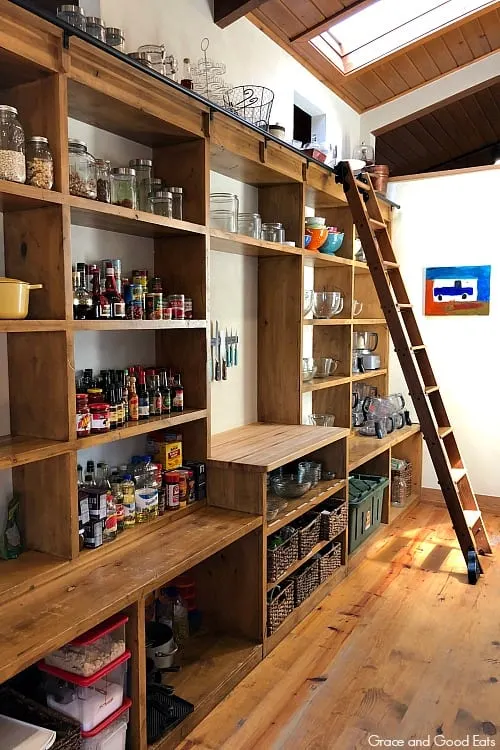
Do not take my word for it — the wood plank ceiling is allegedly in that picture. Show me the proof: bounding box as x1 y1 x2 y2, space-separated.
249 1 500 113
375 79 500 175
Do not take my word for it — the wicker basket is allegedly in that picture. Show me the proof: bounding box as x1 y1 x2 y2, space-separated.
392 461 412 506
267 580 294 635
298 513 321 558
318 542 342 583
293 558 320 606
319 498 348 540
267 529 299 582
0 687 82 749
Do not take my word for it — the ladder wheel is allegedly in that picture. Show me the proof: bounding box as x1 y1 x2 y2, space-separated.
467 549 480 585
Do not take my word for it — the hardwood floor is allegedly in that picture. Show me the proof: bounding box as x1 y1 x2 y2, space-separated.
180 494 500 749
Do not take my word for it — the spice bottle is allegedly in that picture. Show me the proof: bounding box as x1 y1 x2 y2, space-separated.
121 474 136 527
91 267 111 319
104 263 125 319
128 375 139 421
172 374 184 412
164 471 180 510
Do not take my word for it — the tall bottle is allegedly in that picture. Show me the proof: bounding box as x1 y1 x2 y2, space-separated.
181 58 194 90
137 368 150 420
160 370 171 415
98 463 117 542
172 373 184 412
90 267 111 319
122 370 129 422
128 375 139 421
73 270 93 320
104 262 125 319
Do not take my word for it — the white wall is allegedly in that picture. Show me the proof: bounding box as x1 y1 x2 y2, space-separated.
388 167 500 496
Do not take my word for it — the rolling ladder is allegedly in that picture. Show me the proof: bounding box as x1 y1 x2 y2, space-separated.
334 161 492 583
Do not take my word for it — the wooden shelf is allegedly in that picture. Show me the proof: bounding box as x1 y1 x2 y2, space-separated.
0 550 70 608
0 434 70 471
69 196 206 238
353 318 387 325
266 538 334 591
152 635 262 749
349 425 421 471
0 320 67 333
72 319 207 331
0 506 262 683
0 180 64 211
265 565 347 654
210 229 300 258
267 479 346 534
210 423 349 473
303 318 352 326
351 369 388 383
75 409 207 449
303 374 352 391
303 250 353 268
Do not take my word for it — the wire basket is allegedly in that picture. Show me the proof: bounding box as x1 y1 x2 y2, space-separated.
318 542 342 583
267 580 294 635
320 498 348 540
223 85 274 129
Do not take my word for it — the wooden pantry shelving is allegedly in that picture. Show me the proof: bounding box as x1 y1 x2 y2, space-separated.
0 2 422 747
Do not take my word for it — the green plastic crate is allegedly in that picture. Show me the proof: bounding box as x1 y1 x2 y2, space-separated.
348 474 389 553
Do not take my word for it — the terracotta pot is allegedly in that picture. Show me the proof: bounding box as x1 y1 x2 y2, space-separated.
365 164 389 194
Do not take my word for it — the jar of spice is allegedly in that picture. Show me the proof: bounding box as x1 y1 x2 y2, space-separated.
167 187 183 220
164 471 180 510
87 388 103 405
68 139 97 199
86 16 106 42
96 159 111 203
149 190 173 218
57 4 86 31
0 105 25 183
129 158 153 212
76 394 91 438
26 137 53 189
111 167 137 209
168 294 185 320
106 27 125 52
121 475 136 527
90 403 110 433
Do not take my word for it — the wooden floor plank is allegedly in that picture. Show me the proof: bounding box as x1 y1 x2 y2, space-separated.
181 496 500 749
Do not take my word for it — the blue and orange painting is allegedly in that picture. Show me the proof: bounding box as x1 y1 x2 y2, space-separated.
424 265 491 316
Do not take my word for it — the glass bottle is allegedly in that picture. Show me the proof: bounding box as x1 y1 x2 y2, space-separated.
77 464 84 487
181 58 194 90
137 369 150 420
96 159 111 203
26 136 53 190
111 482 125 532
104 263 125 319
122 370 129 422
160 370 171 414
90 267 111 319
172 373 184 412
128 375 139 421
73 270 93 320
108 387 118 430
121 474 136 527
86 460 96 486
0 105 25 184
152 375 162 416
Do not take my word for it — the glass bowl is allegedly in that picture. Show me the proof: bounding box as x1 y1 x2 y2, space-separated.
313 291 344 319
302 357 317 382
271 474 312 499
304 290 314 316
309 413 335 427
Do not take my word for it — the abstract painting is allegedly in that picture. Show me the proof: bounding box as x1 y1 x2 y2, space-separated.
424 265 491 316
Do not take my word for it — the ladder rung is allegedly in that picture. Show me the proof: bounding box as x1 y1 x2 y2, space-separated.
425 385 439 394
463 509 482 528
369 219 386 230
355 178 372 191
384 261 399 269
411 345 426 351
398 303 413 309
451 467 467 483
438 426 453 438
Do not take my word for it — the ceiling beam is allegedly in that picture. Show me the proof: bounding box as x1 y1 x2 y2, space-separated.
290 0 377 44
214 0 269 28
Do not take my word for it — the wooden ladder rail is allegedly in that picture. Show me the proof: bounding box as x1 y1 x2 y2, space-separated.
335 163 491 580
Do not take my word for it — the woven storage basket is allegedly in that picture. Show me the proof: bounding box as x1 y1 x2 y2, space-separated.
318 542 342 583
392 461 412 506
267 529 299 582
293 558 320 606
0 687 82 749
319 498 348 540
298 513 321 558
267 580 294 635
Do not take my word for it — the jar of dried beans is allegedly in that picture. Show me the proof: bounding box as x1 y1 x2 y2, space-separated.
0 105 26 183
68 139 97 199
96 159 111 203
26 137 53 190
111 167 137 209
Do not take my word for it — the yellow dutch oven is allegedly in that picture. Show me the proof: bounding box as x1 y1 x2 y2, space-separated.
0 277 43 319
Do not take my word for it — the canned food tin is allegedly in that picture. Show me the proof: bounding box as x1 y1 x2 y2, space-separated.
168 294 185 320
184 296 193 319
146 292 163 320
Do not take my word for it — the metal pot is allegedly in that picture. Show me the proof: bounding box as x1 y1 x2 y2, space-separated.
145 622 176 669
360 353 381 370
0 277 43 319
353 331 378 351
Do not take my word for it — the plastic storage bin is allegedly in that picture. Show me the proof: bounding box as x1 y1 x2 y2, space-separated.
40 651 131 732
81 699 131 750
44 613 128 677
348 474 389 553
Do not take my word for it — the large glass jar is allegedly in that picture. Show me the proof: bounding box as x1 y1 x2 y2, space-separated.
86 16 106 42
210 193 238 232
57 5 86 31
238 213 261 239
128 51 154 69
95 159 111 203
0 105 25 183
26 137 53 190
106 27 125 52
111 167 137 209
137 45 166 75
68 139 96 199
150 191 173 218
129 158 152 212
262 222 285 243
167 186 183 220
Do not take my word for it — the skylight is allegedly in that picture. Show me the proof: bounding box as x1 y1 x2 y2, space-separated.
311 0 496 74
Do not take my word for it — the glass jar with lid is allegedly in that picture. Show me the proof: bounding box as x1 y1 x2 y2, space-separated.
96 159 111 203
106 27 125 52
129 158 153 212
57 5 86 31
150 191 173 218
210 193 238 232
128 51 154 69
238 213 261 239
110 167 137 209
137 45 166 75
261 222 285 243
68 139 96 199
166 186 183 220
26 137 53 190
85 16 106 42
0 105 25 183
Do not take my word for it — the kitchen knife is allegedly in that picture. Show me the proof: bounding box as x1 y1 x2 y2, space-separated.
215 321 221 381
